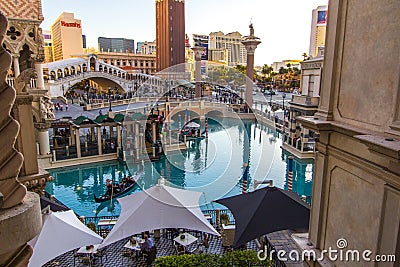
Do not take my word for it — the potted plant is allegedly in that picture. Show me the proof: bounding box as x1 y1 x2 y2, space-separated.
220 213 229 226
86 222 96 232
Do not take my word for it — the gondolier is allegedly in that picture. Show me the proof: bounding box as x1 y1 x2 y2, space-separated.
94 170 144 203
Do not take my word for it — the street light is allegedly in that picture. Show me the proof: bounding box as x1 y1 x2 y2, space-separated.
269 89 273 107
108 87 112 112
165 80 169 102
282 92 286 111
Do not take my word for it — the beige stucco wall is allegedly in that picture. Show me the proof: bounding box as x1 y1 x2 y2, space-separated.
299 1 400 266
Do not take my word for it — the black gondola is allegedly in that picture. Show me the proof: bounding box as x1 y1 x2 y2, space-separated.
94 170 144 203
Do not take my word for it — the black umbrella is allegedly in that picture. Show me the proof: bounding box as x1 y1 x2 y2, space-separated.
215 186 310 248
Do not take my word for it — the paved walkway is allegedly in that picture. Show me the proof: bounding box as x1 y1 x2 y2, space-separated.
43 233 258 267
53 102 148 120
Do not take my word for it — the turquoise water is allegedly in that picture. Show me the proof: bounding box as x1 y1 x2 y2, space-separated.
46 119 313 217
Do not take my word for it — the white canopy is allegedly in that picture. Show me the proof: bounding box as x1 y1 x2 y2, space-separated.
28 210 103 267
100 181 220 248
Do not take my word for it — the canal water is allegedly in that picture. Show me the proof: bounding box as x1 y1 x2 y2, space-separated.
46 119 313 217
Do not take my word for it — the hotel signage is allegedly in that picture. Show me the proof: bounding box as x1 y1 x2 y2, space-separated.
61 21 81 28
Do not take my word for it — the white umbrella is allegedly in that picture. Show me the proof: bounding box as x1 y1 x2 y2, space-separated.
100 180 220 248
186 122 200 128
28 210 103 267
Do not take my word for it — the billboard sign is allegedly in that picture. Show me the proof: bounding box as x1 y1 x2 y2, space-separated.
193 35 209 60
317 10 327 25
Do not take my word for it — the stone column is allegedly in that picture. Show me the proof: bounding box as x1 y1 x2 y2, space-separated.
91 127 95 142
70 127 75 145
116 124 121 149
34 62 45 90
13 95 39 176
192 46 205 99
97 126 102 155
75 128 81 158
13 55 20 77
110 125 114 140
37 129 50 155
34 122 51 156
152 122 157 144
242 24 261 110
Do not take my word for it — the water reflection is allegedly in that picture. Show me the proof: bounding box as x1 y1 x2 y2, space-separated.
46 119 314 217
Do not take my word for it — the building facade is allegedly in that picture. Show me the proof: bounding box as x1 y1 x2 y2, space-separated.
96 52 156 75
296 1 400 266
155 0 185 71
98 37 135 53
209 31 247 67
42 30 53 62
282 57 323 159
309 5 327 58
140 40 157 55
51 12 83 61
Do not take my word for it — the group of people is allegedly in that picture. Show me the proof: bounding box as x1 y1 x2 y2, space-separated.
106 175 135 196
54 102 68 111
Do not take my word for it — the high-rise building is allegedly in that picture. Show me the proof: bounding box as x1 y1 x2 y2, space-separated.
309 5 327 58
42 30 53 62
98 37 135 53
209 31 247 66
155 0 185 71
51 12 83 61
136 42 144 54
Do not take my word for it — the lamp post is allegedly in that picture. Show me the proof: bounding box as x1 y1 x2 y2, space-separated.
165 80 169 102
282 92 286 111
269 89 273 107
61 84 65 96
108 87 112 112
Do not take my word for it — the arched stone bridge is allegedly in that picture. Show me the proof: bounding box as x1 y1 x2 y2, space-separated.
41 54 164 98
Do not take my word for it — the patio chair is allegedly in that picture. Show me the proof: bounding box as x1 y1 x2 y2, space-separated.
174 243 185 255
94 247 107 265
197 233 210 253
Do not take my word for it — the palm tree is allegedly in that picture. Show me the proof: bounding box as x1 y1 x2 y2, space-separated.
286 63 292 73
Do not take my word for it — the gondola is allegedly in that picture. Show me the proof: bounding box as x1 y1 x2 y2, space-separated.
94 170 144 203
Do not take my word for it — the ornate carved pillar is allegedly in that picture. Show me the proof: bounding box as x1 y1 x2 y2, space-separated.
0 12 41 267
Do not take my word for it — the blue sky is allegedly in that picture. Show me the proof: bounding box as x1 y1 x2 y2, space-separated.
41 0 328 66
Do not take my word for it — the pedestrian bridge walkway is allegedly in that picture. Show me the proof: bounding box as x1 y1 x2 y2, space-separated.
38 55 163 98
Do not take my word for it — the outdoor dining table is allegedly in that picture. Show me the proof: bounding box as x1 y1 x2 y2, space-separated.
122 237 145 264
173 233 198 253
75 244 101 267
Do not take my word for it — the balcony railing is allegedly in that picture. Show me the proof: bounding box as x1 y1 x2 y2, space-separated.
291 95 319 106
